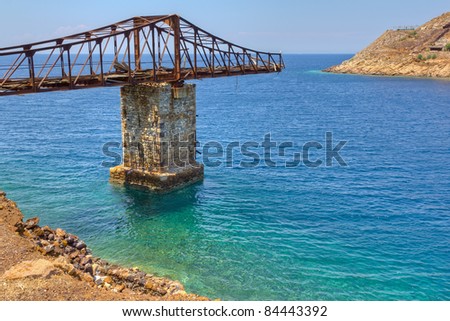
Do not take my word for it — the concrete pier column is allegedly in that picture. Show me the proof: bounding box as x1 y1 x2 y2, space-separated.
110 83 204 192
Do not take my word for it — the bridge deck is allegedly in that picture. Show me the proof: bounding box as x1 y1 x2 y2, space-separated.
0 15 284 96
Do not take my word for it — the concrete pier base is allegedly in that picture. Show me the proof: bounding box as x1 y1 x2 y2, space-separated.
110 83 204 192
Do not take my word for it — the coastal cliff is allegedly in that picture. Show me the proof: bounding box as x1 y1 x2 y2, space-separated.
325 12 450 78
0 191 208 301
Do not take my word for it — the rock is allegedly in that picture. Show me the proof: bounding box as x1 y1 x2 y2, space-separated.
53 246 64 256
92 263 100 275
126 273 135 282
1 259 60 280
55 228 66 238
156 287 167 296
114 284 126 293
43 245 55 254
104 276 113 284
24 217 39 229
137 278 146 286
68 267 79 277
14 222 25 234
167 281 185 295
75 241 86 250
80 257 92 266
94 275 106 285
66 235 76 245
81 273 94 284
0 191 6 197
23 229 32 238
33 227 44 237
144 280 155 290
84 263 94 275
69 250 80 260
64 246 75 254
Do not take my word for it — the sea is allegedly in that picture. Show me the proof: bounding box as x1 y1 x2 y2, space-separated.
0 54 449 300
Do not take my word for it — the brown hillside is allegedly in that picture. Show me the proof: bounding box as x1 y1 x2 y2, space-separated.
325 12 450 78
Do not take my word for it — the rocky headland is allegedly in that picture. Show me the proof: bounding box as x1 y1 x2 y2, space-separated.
325 12 450 78
0 190 208 301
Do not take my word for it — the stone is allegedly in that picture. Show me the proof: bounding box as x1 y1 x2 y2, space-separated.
92 263 101 275
94 275 106 285
69 250 80 260
0 191 6 197
114 284 126 293
48 233 55 241
33 227 44 237
42 226 52 232
81 273 94 284
64 245 76 255
24 217 39 229
55 228 66 238
155 287 167 296
80 257 92 266
43 245 55 254
84 263 94 275
54 246 64 255
23 229 32 238
1 259 60 280
14 222 25 234
144 280 154 290
75 241 86 250
168 281 184 295
66 235 76 245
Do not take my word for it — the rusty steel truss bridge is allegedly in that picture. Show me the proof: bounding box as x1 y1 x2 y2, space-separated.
0 15 284 96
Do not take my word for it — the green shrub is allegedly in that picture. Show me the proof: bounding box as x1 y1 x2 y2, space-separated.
445 43 450 51
417 54 424 60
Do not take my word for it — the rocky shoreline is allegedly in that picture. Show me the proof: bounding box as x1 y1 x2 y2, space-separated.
324 12 450 78
0 190 209 301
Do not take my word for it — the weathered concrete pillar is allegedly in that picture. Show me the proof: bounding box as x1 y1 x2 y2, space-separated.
110 83 204 192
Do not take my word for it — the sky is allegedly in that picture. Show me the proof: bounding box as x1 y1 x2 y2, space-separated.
0 0 448 53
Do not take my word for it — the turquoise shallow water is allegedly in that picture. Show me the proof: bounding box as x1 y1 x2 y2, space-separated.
0 55 449 300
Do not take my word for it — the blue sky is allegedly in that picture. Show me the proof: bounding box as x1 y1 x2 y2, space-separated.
0 0 448 53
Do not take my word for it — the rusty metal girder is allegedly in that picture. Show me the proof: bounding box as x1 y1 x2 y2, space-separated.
0 15 284 96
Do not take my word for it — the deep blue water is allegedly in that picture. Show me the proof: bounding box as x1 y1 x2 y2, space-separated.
0 55 449 300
